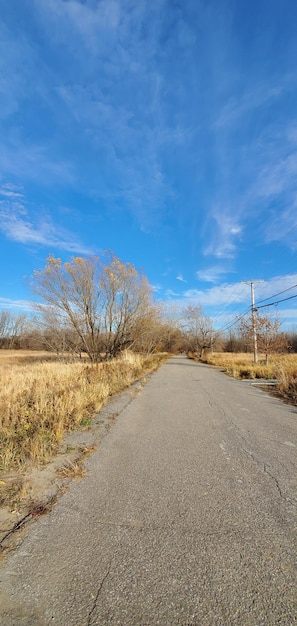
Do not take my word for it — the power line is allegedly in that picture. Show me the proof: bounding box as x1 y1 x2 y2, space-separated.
256 293 297 309
215 306 251 334
213 280 297 337
217 288 297 332
216 283 247 320
255 283 297 307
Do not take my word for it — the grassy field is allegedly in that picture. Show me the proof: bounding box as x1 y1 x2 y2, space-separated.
192 351 297 405
0 350 167 473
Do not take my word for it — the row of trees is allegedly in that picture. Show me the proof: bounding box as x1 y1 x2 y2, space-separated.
0 310 28 349
185 307 291 363
0 253 296 361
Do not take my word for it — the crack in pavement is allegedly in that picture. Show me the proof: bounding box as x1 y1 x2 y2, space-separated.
0 513 34 549
241 447 296 507
87 562 113 626
263 463 295 505
220 418 297 508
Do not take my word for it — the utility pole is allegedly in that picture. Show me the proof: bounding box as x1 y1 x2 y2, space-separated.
241 280 264 363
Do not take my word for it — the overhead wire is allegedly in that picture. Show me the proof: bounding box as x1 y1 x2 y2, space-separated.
213 283 251 333
256 293 297 309
254 282 297 307
214 280 297 334
215 305 252 334
216 283 247 319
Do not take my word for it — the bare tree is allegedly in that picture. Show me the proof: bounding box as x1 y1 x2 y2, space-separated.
131 303 185 355
31 253 154 362
238 312 288 364
183 305 214 358
0 310 28 348
100 253 154 358
35 307 82 358
285 327 297 353
0 310 12 348
32 255 104 362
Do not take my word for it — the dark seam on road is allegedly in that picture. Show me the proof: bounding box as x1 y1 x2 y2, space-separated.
263 463 291 503
0 513 32 549
87 562 112 626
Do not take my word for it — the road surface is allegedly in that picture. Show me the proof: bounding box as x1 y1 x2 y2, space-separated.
1 355 297 625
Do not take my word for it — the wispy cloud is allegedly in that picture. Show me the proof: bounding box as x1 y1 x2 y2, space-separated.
198 47 297 258
215 84 283 130
0 184 91 254
0 297 34 312
182 284 247 309
203 211 243 259
196 264 232 283
1 0 195 231
171 274 297 317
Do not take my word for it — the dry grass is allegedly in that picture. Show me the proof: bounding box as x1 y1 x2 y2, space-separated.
0 349 66 366
0 476 30 509
0 350 167 472
194 351 297 404
56 460 86 479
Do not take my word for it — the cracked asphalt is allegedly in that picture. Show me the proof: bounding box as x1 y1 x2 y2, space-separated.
1 355 297 625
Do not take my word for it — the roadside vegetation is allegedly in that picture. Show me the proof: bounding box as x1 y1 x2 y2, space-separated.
189 351 297 405
0 350 167 473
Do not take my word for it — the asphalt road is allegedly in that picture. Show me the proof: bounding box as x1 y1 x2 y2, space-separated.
1 355 297 625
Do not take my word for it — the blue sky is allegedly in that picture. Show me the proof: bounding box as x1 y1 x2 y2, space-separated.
1 0 297 331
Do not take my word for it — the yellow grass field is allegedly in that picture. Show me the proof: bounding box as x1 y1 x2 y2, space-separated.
197 351 297 405
0 350 167 473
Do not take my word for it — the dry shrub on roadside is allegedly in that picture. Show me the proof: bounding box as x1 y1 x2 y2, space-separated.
276 365 297 404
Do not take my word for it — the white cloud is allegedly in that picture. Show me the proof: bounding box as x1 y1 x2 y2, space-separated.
164 289 180 298
203 210 243 259
182 284 246 308
196 264 231 283
0 184 91 254
277 308 297 322
203 70 297 258
176 273 186 282
0 0 183 231
37 0 121 46
215 84 283 129
171 274 297 311
0 297 34 312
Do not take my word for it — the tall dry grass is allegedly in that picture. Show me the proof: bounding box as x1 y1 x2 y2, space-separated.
0 350 166 472
195 351 297 404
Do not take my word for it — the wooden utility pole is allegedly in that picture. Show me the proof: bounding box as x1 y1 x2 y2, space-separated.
241 280 264 363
